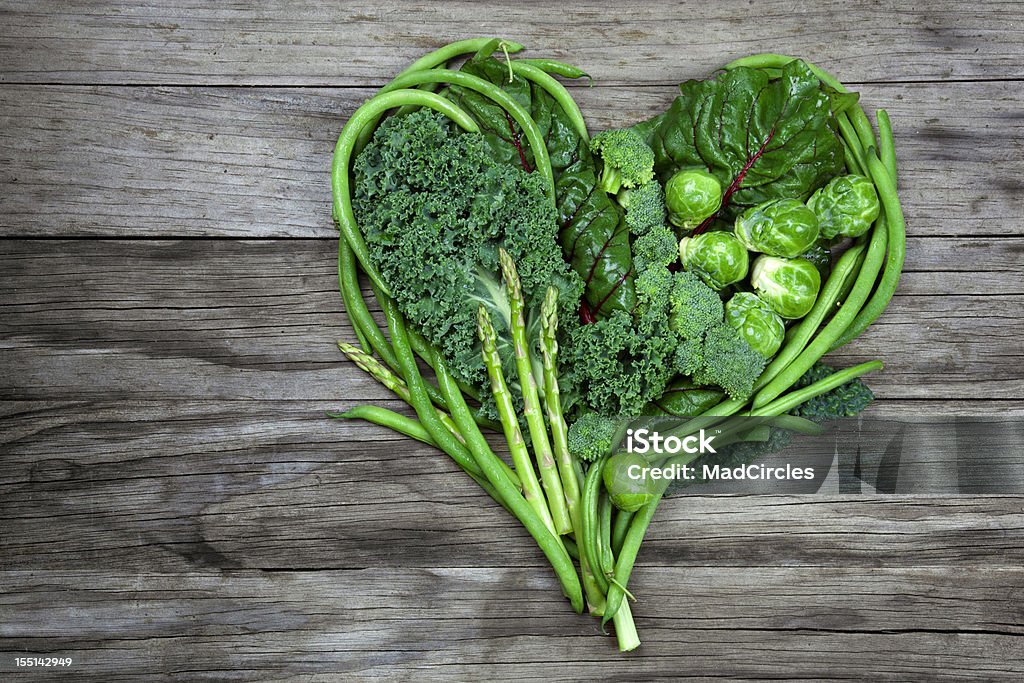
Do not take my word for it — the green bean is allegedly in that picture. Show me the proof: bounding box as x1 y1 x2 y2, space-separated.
830 150 906 350
337 238 371 352
510 61 590 143
517 58 592 83
598 492 615 577
602 492 662 627
754 241 867 392
751 361 884 417
877 109 898 184
378 296 487 481
433 354 584 614
581 456 610 595
610 507 635 557
848 107 880 155
338 239 399 364
336 341 467 449
478 305 557 535
332 405 433 445
332 89 479 296
562 535 580 562
836 113 869 176
380 68 555 206
355 38 524 152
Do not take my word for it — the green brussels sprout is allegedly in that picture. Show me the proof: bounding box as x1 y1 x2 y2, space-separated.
665 169 723 228
603 451 657 512
807 174 880 239
750 255 821 319
734 198 820 258
678 231 749 290
725 292 786 358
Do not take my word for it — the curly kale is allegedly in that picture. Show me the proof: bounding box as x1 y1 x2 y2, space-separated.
352 109 583 401
790 361 876 420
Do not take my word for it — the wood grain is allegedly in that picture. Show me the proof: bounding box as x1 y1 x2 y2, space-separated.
1 82 1021 238
3 400 1023 574
2 239 1022 402
2 1 1023 677
1 568 1022 681
1 0 1021 85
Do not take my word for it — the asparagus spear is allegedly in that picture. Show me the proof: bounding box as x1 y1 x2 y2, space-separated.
539 285 606 613
499 249 572 535
477 305 557 536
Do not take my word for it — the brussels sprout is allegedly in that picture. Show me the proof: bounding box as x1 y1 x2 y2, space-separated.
665 169 723 228
807 174 880 239
725 292 786 358
678 231 749 290
734 198 820 258
603 451 657 512
750 255 821 319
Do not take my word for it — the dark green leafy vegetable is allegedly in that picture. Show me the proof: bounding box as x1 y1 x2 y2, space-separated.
639 60 845 228
352 109 583 404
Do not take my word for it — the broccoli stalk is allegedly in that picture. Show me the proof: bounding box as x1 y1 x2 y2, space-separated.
500 250 573 535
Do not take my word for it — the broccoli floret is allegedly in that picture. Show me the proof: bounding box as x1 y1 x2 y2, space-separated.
790 362 875 420
669 271 724 339
567 413 622 462
632 223 679 273
634 265 673 318
618 181 667 235
590 128 656 195
691 324 767 400
673 335 703 376
353 110 583 409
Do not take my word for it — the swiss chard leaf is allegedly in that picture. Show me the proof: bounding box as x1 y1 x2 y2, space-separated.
556 159 636 319
642 60 845 225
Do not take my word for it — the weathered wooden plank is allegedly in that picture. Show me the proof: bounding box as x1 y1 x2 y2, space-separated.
1 1 1021 85
2 239 1021 402
0 81 1021 238
3 399 1022 571
1 569 1021 681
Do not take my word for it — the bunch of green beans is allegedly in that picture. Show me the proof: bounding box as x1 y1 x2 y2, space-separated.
330 42 903 652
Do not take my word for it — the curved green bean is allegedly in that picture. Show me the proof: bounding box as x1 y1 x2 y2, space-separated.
378 294 484 480
332 89 479 295
581 456 610 595
356 38 524 151
510 61 590 143
337 238 371 352
830 151 906 350
877 109 897 184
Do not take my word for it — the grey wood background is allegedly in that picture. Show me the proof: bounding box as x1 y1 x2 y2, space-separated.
2 1 1023 680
